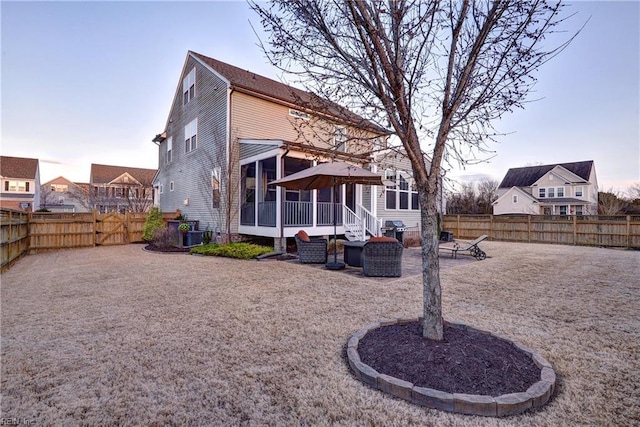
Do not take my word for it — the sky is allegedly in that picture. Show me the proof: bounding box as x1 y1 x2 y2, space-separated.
1 1 639 195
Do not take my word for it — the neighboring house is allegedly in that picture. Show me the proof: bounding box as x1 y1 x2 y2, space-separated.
40 176 90 213
90 164 157 213
0 155 40 212
493 160 598 215
152 51 444 246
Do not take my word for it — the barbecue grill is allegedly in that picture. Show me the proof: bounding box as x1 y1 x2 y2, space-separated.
383 220 406 243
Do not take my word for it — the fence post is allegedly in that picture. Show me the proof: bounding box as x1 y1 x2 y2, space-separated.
627 215 631 249
573 215 577 245
92 210 97 247
456 215 460 238
490 215 493 239
527 215 531 243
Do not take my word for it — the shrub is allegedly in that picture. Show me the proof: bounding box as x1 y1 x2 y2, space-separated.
190 242 272 259
143 206 164 241
402 236 422 248
152 227 176 249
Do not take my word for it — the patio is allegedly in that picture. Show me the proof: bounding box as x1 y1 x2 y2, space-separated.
1 242 638 425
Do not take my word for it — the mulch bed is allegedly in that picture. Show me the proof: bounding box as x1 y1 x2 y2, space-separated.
358 321 541 397
144 244 190 253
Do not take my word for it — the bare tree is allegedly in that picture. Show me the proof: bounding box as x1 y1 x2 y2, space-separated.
598 188 625 215
477 178 500 214
627 182 640 201
252 0 575 340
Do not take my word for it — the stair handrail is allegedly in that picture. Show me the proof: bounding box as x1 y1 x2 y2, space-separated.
356 204 382 238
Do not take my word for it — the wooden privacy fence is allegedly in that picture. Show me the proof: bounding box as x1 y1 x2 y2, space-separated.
442 214 640 248
1 209 30 271
1 208 179 271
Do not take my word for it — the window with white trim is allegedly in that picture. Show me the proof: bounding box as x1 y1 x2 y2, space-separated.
385 170 396 210
557 187 565 197
5 181 30 192
539 188 546 198
183 68 195 105
575 186 583 197
575 205 583 215
559 205 567 215
548 187 555 198
385 170 418 210
212 167 221 208
166 136 173 163
159 184 164 194
185 118 198 153
512 195 518 203
289 109 309 120
170 181 174 192
334 126 347 152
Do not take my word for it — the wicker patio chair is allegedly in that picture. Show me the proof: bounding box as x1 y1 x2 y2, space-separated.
295 230 328 264
362 237 403 277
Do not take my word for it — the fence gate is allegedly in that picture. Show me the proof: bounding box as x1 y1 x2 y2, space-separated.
95 212 127 245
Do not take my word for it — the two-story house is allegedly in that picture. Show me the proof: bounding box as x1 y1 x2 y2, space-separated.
90 164 157 213
153 51 414 246
0 155 41 212
40 176 91 213
492 160 598 215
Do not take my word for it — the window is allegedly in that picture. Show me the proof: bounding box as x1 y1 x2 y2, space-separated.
185 118 198 153
548 188 555 198
539 188 546 198
166 136 173 163
399 174 409 210
385 170 418 210
289 109 309 120
5 181 29 192
183 67 195 105
385 170 396 210
557 187 564 197
115 187 123 198
170 181 174 192
512 195 518 203
212 168 221 208
334 126 347 152
575 186 583 197
159 184 164 194
575 205 583 215
559 205 567 215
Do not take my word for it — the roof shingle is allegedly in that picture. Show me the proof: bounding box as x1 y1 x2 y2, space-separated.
499 161 594 188
0 156 39 180
90 164 157 185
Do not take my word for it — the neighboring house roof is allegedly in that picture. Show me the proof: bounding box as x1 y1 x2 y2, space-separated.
499 161 594 188
41 176 79 188
492 186 538 205
0 156 39 179
90 164 157 185
190 51 390 135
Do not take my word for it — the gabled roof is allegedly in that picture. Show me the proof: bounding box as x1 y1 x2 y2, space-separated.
90 164 157 185
499 161 594 188
492 186 538 205
0 156 39 180
41 176 79 187
190 51 389 135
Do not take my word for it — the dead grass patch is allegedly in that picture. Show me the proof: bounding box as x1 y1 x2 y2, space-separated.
1 242 639 425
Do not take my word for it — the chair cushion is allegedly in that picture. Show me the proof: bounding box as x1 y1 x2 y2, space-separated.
368 236 398 243
297 230 310 241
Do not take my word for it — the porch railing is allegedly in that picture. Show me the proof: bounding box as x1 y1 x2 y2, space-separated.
242 201 347 228
357 204 383 237
317 202 343 227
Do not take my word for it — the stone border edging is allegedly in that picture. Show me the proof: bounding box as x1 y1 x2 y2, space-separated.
347 317 556 417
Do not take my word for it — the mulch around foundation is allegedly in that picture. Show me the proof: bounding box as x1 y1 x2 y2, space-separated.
358 321 541 397
144 244 190 253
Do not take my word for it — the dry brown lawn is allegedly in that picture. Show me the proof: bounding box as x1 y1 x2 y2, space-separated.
1 242 639 426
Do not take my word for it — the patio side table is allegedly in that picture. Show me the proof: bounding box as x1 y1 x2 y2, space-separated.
343 241 367 267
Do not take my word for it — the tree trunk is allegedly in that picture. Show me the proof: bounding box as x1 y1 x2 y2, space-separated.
420 179 443 341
